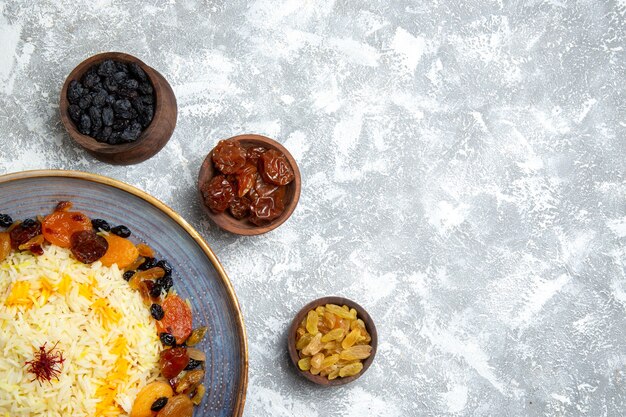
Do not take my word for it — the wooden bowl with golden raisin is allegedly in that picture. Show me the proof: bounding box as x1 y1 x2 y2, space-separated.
287 297 377 386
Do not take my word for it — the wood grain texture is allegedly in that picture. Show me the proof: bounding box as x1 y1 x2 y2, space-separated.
59 52 177 165
287 296 378 386
197 134 301 236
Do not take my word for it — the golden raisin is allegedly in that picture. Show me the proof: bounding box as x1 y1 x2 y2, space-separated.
321 354 339 369
301 333 322 356
339 362 363 377
296 333 313 350
306 310 319 335
298 357 311 371
339 345 372 361
321 328 344 343
310 353 324 369
325 304 355 320
341 329 361 349
323 312 336 329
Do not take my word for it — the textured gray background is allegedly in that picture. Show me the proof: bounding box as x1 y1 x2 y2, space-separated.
1 0 625 416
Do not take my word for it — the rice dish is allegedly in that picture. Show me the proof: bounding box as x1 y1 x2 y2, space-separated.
0 245 160 416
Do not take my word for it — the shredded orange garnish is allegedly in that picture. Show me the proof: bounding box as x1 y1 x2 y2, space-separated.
5 281 33 308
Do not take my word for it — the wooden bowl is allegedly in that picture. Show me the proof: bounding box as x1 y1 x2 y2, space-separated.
287 297 378 386
59 52 177 165
197 134 301 236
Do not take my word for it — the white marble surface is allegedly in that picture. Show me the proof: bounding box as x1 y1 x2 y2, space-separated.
1 1 626 416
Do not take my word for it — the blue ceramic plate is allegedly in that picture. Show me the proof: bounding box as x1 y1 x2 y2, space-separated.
0 170 247 417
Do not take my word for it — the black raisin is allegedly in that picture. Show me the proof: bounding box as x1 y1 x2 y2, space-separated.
112 118 129 131
149 282 163 298
139 82 153 95
117 88 139 99
124 79 139 90
113 99 131 114
68 104 82 122
102 107 114 126
0 214 13 228
185 359 202 370
150 303 164 320
150 397 168 412
78 94 92 110
67 80 83 104
157 275 174 293
156 260 172 276
113 71 128 83
92 88 108 107
115 61 128 73
110 225 131 238
159 332 175 346
141 94 154 105
78 114 91 135
89 107 102 132
138 257 157 271
128 62 147 82
138 105 154 128
97 60 116 77
123 270 135 281
101 126 113 140
22 218 36 227
91 218 110 231
103 77 118 92
120 121 142 141
108 131 121 145
83 72 100 88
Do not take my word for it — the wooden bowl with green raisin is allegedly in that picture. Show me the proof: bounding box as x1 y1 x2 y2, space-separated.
288 296 378 386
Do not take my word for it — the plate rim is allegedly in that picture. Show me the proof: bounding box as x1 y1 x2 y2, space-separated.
0 169 248 417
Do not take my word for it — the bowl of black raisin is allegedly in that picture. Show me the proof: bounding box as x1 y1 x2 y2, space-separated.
60 52 177 165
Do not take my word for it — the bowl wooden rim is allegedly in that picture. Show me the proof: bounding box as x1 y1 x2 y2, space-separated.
0 169 248 415
287 296 378 386
197 134 301 236
59 52 177 165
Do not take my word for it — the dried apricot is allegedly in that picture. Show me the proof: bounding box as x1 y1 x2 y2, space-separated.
130 381 173 417
42 211 92 248
99 233 139 269
156 295 193 344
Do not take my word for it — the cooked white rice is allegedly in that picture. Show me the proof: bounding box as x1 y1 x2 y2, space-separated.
0 245 161 416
